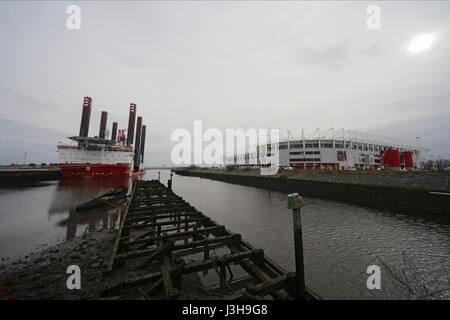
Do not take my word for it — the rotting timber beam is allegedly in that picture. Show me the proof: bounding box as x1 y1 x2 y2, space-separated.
123 217 210 231
116 234 241 261
104 180 317 300
121 225 226 247
183 249 265 274
106 182 136 274
124 211 200 223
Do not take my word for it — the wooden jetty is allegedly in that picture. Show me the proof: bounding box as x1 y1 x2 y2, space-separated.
76 187 128 211
102 180 320 300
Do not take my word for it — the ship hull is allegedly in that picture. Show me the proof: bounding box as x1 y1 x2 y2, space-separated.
59 163 132 177
57 146 134 178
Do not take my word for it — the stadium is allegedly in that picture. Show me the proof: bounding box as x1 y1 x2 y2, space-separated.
227 128 422 170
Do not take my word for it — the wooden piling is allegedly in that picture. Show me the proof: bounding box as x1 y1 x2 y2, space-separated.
167 172 173 190
292 207 306 299
102 180 320 300
287 193 306 299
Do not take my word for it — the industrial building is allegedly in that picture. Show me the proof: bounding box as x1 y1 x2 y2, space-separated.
227 128 421 170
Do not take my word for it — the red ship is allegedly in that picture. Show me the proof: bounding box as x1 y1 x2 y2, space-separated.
57 97 146 177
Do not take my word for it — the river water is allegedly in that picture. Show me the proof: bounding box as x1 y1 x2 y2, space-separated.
1 170 449 299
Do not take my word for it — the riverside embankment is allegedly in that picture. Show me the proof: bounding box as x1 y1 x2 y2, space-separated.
174 169 450 216
0 167 61 187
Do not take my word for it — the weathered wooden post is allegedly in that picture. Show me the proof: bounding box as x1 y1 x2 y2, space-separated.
158 171 161 181
287 192 306 300
167 172 173 190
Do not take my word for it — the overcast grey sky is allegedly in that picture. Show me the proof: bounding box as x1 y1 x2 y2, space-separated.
0 1 449 165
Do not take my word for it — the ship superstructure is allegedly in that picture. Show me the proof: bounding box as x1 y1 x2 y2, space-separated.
57 97 146 177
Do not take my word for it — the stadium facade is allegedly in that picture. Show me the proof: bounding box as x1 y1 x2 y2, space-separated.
226 128 422 170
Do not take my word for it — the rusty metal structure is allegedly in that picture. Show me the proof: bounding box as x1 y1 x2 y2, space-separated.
133 116 143 172
140 125 146 164
78 96 92 137
127 103 137 146
111 122 118 141
99 111 108 139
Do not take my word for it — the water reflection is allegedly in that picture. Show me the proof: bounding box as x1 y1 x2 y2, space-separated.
161 171 450 300
1 170 450 299
47 177 130 240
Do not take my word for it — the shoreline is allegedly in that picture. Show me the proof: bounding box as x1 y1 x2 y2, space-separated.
0 229 116 299
176 168 450 191
173 169 450 216
0 168 61 186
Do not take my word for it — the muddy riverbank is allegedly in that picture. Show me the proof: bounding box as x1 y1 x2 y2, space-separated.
0 229 116 299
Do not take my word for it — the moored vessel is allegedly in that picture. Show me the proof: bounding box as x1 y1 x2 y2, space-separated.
57 97 146 177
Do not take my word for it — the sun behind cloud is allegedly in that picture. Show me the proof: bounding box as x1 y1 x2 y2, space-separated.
408 33 436 54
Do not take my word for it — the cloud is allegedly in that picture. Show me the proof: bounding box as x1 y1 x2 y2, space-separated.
265 19 295 41
0 117 70 164
108 50 178 70
361 43 387 56
375 81 450 115
1 2 450 162
369 112 450 158
295 43 351 69
109 50 150 68
0 86 63 113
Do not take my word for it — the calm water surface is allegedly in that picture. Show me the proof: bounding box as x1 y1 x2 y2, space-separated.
1 170 449 299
